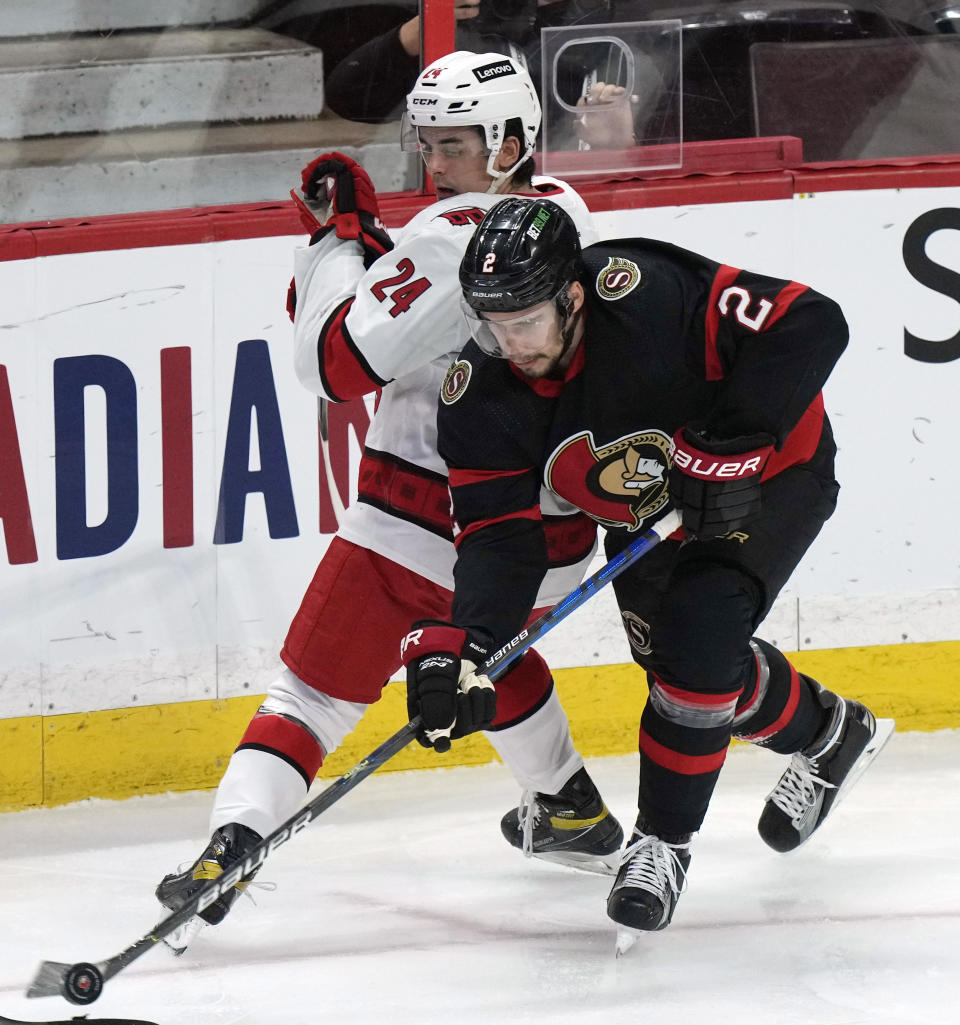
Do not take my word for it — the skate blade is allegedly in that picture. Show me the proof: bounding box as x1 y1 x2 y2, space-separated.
791 717 897 851
834 717 895 806
163 916 207 956
615 928 641 958
530 849 621 876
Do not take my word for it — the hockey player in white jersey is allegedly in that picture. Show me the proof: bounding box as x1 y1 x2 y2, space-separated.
156 51 623 944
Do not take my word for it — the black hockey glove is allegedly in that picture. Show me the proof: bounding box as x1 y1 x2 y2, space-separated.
668 425 775 538
401 620 496 752
291 151 393 268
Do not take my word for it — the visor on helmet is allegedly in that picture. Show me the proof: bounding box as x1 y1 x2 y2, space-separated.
400 119 492 161
461 290 567 360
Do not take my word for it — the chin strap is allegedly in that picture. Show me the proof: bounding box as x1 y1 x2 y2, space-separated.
485 160 518 194
484 143 533 193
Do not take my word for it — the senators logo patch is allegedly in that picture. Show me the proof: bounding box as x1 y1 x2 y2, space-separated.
596 257 641 301
622 611 653 656
546 428 671 530
441 359 472 405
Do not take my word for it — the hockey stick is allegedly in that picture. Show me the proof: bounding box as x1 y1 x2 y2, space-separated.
317 396 346 526
26 509 680 1006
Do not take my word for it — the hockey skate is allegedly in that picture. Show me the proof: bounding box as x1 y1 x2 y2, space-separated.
155 822 263 953
607 819 692 952
501 766 624 875
758 692 895 852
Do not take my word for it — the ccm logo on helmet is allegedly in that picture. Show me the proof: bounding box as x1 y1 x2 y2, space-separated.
671 444 764 480
412 97 438 105
472 61 517 82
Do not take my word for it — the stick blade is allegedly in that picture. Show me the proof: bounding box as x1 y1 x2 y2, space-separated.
25 959 71 999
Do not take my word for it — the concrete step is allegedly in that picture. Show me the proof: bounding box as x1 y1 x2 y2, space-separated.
0 28 324 139
0 0 264 38
0 115 419 223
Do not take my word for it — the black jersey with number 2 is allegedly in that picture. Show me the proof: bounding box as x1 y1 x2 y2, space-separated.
437 237 849 648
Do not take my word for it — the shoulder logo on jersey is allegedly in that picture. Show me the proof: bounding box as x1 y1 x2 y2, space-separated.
546 429 672 530
441 359 472 405
437 207 486 227
596 257 642 301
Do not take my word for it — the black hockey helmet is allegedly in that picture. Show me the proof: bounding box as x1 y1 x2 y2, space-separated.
459 197 582 314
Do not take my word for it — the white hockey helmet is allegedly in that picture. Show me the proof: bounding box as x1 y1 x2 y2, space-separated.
403 51 541 188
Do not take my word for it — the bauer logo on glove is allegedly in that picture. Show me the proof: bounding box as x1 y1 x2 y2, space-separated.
668 425 775 538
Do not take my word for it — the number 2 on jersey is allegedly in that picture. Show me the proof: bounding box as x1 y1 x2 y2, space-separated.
371 258 432 318
717 285 773 331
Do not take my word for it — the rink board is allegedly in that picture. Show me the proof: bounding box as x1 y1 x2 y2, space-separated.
2 167 960 808
3 639 959 809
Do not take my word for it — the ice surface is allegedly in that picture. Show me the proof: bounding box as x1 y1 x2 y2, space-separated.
1 731 957 1025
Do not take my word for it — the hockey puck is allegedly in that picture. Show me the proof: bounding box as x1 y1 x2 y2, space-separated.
62 962 104 1005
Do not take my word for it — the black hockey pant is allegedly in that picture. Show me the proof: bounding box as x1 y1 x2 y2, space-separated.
604 463 841 837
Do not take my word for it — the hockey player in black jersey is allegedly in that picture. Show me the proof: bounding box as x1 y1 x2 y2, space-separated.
402 197 895 939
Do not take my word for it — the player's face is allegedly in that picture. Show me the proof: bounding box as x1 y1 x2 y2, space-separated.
416 127 493 197
470 287 584 379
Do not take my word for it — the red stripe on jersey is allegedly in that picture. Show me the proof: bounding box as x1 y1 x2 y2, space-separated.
737 660 801 743
456 509 594 565
509 362 564 396
764 280 809 328
763 393 825 479
638 728 730 775
449 465 530 488
237 713 324 783
357 449 453 539
455 507 541 546
704 265 742 380
319 298 383 400
655 678 743 707
543 512 597 569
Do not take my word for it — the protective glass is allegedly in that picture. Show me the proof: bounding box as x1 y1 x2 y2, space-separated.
461 295 564 360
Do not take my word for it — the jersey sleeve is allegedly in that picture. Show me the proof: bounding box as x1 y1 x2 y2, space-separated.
438 350 550 647
292 225 470 402
695 262 849 446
